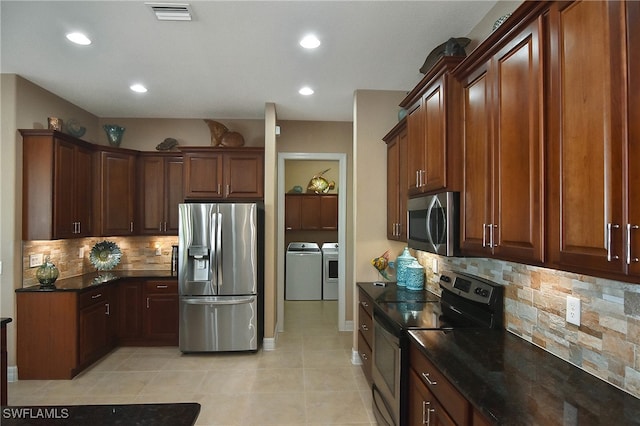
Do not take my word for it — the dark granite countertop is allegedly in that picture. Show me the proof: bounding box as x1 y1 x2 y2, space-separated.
16 270 176 292
409 329 640 425
357 281 440 303
0 403 200 425
1 318 11 327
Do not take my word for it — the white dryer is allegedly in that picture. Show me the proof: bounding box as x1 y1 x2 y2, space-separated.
321 243 339 300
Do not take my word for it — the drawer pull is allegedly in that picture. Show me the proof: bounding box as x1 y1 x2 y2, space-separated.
360 352 368 361
105 303 110 315
422 400 434 425
156 285 168 289
421 372 437 386
91 293 102 299
361 324 368 331
361 301 369 308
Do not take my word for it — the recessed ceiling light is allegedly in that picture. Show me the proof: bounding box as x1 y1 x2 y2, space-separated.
66 32 91 45
299 34 321 49
130 84 148 93
299 87 314 96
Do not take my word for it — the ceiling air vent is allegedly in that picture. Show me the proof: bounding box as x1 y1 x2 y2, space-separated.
146 3 193 21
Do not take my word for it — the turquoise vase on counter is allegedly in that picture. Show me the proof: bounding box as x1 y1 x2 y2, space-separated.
395 247 415 287
405 260 425 291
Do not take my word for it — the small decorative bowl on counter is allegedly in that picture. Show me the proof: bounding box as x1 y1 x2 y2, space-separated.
90 240 122 271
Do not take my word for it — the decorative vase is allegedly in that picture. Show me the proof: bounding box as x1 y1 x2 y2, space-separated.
103 124 125 147
395 247 415 287
405 260 425 291
36 256 59 289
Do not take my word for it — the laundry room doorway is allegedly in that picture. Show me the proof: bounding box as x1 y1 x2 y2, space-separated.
277 153 347 334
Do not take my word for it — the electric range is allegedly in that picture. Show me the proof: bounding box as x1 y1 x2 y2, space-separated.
370 272 504 426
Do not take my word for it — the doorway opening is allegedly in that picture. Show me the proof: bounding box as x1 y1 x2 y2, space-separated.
277 153 347 334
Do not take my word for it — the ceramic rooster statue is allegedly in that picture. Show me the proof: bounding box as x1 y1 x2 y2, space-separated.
371 250 391 281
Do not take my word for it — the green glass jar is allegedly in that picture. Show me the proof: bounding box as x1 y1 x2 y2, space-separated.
36 256 59 289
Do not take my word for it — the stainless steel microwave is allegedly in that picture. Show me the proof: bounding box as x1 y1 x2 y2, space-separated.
407 192 459 256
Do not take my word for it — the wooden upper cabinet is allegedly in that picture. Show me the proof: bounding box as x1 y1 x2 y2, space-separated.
224 151 264 199
138 153 184 235
20 130 94 240
401 57 463 197
94 149 137 236
182 147 263 200
458 16 544 264
547 0 631 277
384 120 408 241
285 194 338 231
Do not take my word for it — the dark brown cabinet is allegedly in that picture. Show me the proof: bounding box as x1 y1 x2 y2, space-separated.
457 16 544 264
357 287 374 385
182 147 264 200
138 153 184 235
384 120 407 241
409 343 470 426
143 280 179 345
401 57 463 196
20 130 93 240
285 194 338 231
78 286 116 368
94 148 137 236
547 0 639 280
117 279 144 344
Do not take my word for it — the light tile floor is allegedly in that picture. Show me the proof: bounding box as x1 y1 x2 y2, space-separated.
8 301 376 425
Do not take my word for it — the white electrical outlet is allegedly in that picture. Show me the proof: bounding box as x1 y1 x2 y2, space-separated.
432 258 439 274
79 247 85 258
29 253 43 268
566 295 581 326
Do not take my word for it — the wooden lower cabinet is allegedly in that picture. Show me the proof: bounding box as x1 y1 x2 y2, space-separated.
408 368 457 426
17 278 179 379
143 280 179 345
357 287 374 384
409 343 472 426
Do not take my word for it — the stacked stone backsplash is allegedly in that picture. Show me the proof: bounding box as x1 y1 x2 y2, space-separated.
23 236 178 287
411 249 640 399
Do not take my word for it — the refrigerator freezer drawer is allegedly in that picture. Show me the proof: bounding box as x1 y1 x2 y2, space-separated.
179 296 257 352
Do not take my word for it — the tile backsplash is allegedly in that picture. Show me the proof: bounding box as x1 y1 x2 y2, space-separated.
413 250 640 399
22 236 178 287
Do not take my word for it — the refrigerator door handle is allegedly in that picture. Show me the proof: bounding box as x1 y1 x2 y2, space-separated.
181 296 255 306
216 211 223 290
210 208 218 294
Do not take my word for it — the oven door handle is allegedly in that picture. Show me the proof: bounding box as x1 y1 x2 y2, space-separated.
372 383 395 426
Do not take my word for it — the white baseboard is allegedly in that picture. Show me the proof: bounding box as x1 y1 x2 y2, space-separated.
341 320 354 332
262 320 279 351
351 349 363 365
8 366 18 382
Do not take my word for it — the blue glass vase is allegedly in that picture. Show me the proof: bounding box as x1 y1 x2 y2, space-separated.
103 124 125 147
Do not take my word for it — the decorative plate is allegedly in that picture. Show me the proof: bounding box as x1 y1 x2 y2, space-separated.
89 240 122 271
66 118 86 138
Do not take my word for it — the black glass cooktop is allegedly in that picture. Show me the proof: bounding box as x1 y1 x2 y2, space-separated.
369 282 441 303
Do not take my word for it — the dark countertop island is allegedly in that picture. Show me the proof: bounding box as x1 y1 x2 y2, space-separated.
17 270 176 292
409 328 640 425
0 403 200 425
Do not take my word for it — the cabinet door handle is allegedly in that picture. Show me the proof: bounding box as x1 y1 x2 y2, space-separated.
159 222 163 232
156 285 168 289
421 372 437 386
146 297 150 309
360 352 368 361
105 303 110 315
422 400 429 425
130 221 134 233
361 301 369 308
482 223 487 248
421 169 426 188
91 293 102 299
164 222 167 232
626 224 639 264
607 223 620 261
226 184 230 197
217 184 221 195
361 324 368 331
78 222 81 234
492 224 498 248
415 170 420 188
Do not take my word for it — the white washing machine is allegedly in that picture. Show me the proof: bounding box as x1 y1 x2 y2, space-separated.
286 242 322 300
321 242 339 300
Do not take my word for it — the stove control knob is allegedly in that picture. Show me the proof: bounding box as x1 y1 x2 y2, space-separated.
440 275 451 283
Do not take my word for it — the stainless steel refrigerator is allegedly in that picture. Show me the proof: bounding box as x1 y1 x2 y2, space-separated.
178 203 263 352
